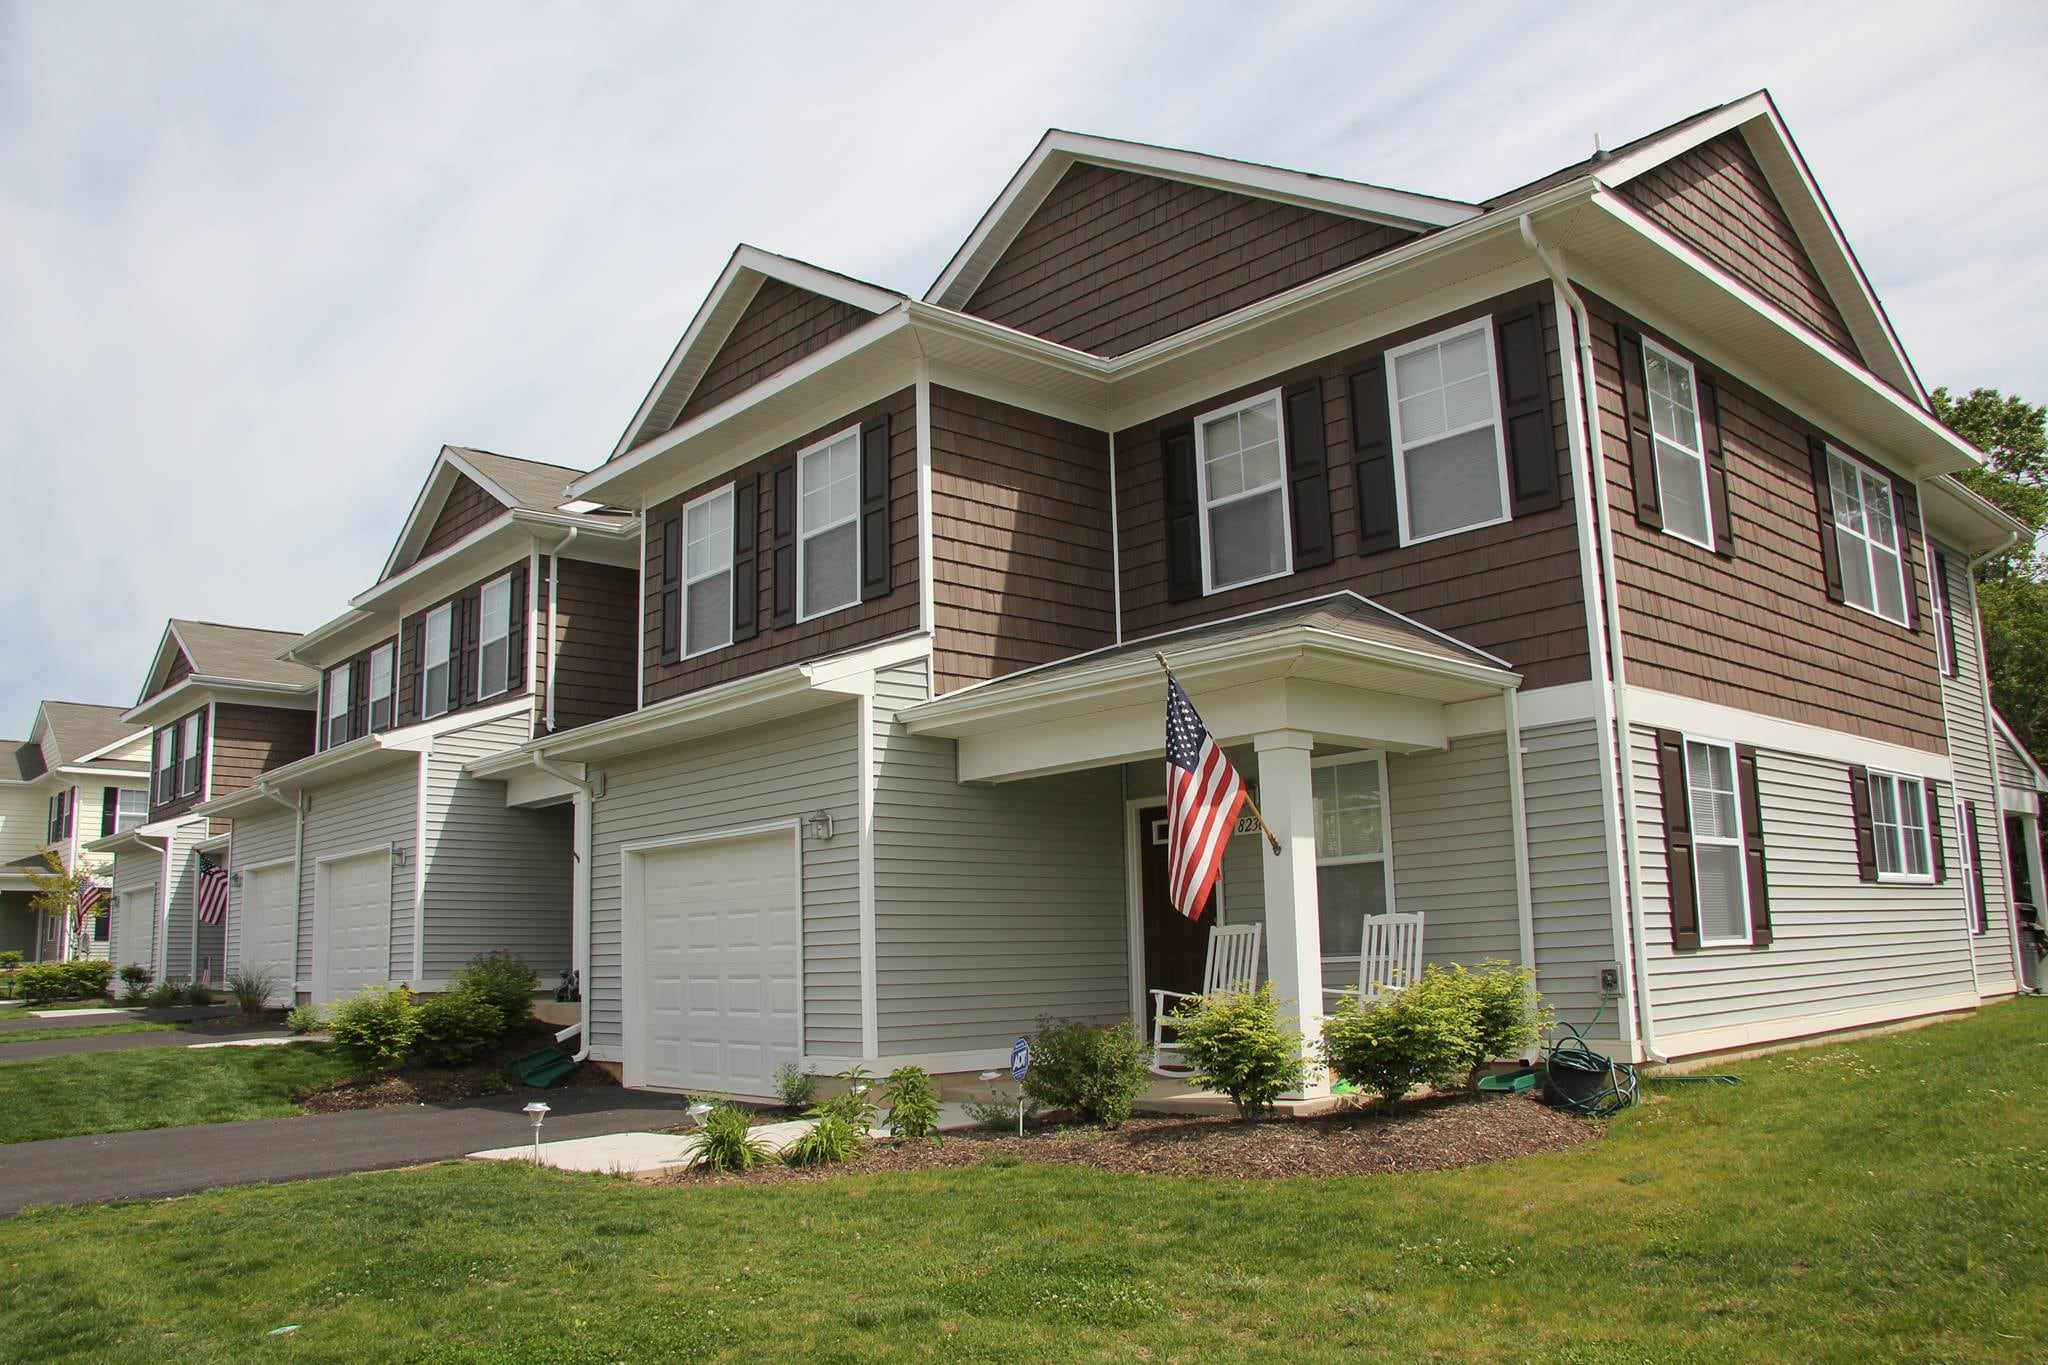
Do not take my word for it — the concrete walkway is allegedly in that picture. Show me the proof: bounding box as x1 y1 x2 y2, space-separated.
0 1088 692 1216
0 1027 292 1064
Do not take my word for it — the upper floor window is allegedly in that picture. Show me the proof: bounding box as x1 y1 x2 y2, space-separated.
684 486 736 656
153 727 176 804
368 643 395 733
1826 449 1909 626
47 790 68 845
1956 798 1985 931
422 603 455 719
798 428 861 620
1196 391 1291 592
478 573 515 699
1868 769 1930 880
324 662 352 750
1387 319 1509 544
117 788 147 833
1642 340 1714 551
177 712 202 797
1930 550 1956 676
1312 753 1391 988
1684 739 1750 945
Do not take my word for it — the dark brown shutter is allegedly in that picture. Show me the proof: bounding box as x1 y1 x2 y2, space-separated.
190 710 207 795
770 459 797 627
352 655 369 741
1927 781 1947 882
1965 799 1988 933
1736 745 1772 946
412 616 427 721
100 786 118 838
1619 327 1661 529
1345 357 1399 554
1698 373 1734 558
1161 423 1202 601
1848 764 1877 882
859 414 893 601
316 670 329 748
1282 379 1334 569
1934 550 1958 677
506 566 528 691
458 592 479 708
1494 303 1560 517
1810 436 1846 604
732 477 759 643
1658 729 1700 950
658 516 681 663
1893 478 1921 631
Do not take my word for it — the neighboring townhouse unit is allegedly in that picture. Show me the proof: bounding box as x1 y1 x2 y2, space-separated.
0 702 150 962
194 446 640 1005
87 621 318 983
1992 711 2048 931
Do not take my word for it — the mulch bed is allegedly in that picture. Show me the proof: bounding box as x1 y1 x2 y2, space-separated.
668 1092 1593 1186
294 1034 616 1113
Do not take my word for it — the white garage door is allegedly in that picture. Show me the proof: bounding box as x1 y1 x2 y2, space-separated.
316 850 391 1003
241 864 296 994
631 829 801 1097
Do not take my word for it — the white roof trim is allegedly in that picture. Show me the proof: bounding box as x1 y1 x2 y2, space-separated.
123 675 317 727
378 446 524 582
135 621 191 708
1995 711 2048 794
926 129 1480 310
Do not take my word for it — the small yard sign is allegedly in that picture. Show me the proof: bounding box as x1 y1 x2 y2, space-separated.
1010 1037 1031 1081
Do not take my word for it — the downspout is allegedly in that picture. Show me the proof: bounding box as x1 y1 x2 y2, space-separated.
1521 214 1666 1062
1108 429 1123 645
546 528 579 733
532 754 594 1062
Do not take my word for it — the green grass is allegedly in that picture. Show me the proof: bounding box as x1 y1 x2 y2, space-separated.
0 999 117 1021
0 1021 182 1045
0 1045 360 1143
5 1003 2047 1362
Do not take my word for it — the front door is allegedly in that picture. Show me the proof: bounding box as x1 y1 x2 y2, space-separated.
1138 805 1215 1030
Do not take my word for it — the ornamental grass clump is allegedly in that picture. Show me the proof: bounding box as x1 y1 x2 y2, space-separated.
1319 968 1478 1111
690 1102 772 1173
1167 983 1307 1119
1022 1017 1152 1130
225 968 279 1016
784 1111 863 1167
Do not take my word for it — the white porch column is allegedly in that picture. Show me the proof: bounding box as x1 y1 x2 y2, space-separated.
1255 729 1324 1089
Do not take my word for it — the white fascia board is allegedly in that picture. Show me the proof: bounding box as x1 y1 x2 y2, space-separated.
350 512 518 610
1624 687 1955 781
281 609 385 667
1922 476 2029 554
54 764 148 780
123 676 318 728
134 621 187 708
1993 711 2048 792
379 451 478 583
69 729 150 766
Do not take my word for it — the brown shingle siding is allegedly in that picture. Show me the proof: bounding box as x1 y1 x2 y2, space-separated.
549 558 638 732
418 474 503 560
675 279 871 426
210 705 314 797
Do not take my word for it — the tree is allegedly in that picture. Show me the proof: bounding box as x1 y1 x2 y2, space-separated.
23 847 100 963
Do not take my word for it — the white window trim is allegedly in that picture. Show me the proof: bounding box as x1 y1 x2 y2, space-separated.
1870 768 1933 883
477 571 516 701
1929 549 1954 674
1955 797 1984 932
422 603 455 720
796 425 863 624
1192 388 1294 595
323 661 352 752
1828 446 1910 628
117 787 148 832
1641 338 1716 553
681 482 737 659
1310 750 1396 975
1683 733 1751 948
1384 315 1512 547
177 713 202 797
153 728 175 804
367 642 396 733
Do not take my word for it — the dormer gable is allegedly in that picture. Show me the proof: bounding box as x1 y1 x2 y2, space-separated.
381 446 597 581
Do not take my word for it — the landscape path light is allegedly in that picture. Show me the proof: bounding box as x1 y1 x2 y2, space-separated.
522 1101 550 1165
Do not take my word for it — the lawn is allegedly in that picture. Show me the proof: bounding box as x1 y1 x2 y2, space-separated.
4 1003 2045 1361
0 1045 360 1143
0 999 116 1021
0 1021 181 1045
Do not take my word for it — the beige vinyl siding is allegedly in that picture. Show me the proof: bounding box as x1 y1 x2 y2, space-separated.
1385 736 1521 966
297 760 419 986
160 820 212 980
225 805 295 974
1631 726 1977 1051
1521 720 1620 1037
587 703 861 1057
0 784 46 871
871 661 1128 1055
1939 550 2017 989
109 849 159 974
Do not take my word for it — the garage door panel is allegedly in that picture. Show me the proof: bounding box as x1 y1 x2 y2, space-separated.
318 852 391 1003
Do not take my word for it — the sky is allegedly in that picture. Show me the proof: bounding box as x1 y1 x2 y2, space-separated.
3 0 2045 732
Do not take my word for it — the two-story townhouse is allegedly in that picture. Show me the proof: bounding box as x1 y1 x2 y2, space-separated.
85 621 318 984
471 90 2020 1101
193 446 639 1006
0 702 150 962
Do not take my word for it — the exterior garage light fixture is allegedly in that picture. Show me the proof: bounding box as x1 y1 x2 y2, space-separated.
805 811 835 842
391 841 409 866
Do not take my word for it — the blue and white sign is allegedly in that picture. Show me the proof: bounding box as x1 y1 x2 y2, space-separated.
1010 1037 1032 1081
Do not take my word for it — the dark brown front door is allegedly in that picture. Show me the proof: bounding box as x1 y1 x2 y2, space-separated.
1139 804 1213 1029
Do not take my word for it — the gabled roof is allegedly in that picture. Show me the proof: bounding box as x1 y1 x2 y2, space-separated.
925 130 1481 311
6 740 41 782
32 701 146 769
1994 712 2048 795
138 620 316 707
380 445 629 581
609 246 904 460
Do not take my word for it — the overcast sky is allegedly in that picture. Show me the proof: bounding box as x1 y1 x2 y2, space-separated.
2 1 2044 732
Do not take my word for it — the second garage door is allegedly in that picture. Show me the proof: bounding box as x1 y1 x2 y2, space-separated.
630 828 801 1098
241 863 295 993
316 850 391 1004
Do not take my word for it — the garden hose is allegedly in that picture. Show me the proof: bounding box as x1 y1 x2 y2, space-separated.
1542 992 1640 1117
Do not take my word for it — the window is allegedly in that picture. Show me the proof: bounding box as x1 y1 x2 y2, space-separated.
153 727 176 804
1194 391 1291 591
117 788 147 832
798 428 860 620
1642 340 1714 550
1387 319 1509 543
1827 449 1909 625
684 486 735 657
1957 799 1984 930
367 643 395 732
1312 755 1391 989
478 573 515 699
1868 770 1931 879
1930 550 1955 675
323 662 352 751
177 713 202 797
47 791 66 845
422 603 454 719
1684 739 1751 944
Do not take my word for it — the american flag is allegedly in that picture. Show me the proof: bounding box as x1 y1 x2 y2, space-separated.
197 852 229 926
76 879 107 915
1163 671 1247 921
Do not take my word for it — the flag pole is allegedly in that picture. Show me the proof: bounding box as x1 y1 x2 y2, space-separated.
1155 652 1282 856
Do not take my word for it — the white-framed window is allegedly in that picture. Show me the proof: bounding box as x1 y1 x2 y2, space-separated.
323 662 352 751
153 727 176 804
477 573 515 699
798 427 861 621
1826 448 1909 626
1386 317 1510 544
1684 738 1750 945
1930 551 1954 674
1642 339 1715 551
1956 798 1984 931
177 712 202 797
1869 769 1931 880
1194 390 1292 592
1311 753 1393 989
47 790 67 844
367 642 395 733
683 485 736 657
117 788 148 832
422 603 455 719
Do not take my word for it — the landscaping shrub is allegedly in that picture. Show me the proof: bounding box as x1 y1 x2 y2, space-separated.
411 991 504 1066
1319 968 1478 1110
144 980 183 1009
961 1091 1041 1132
0 950 22 969
16 959 113 1003
1022 1017 1152 1130
1447 960 1553 1088
225 968 279 1016
182 980 215 1006
450 952 537 1033
882 1065 941 1141
117 963 150 990
689 1103 771 1173
286 1003 323 1035
813 1066 878 1130
773 1061 818 1110
327 984 421 1071
118 979 149 1007
784 1111 863 1167
1167 983 1306 1119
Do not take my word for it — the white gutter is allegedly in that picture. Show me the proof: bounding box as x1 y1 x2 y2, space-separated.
546 528 580 732
530 754 595 1062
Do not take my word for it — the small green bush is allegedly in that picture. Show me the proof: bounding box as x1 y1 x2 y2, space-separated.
690 1103 771 1173
1167 983 1307 1119
182 980 215 1007
286 1003 323 1035
117 963 151 989
773 1061 818 1110
784 1111 863 1167
1319 968 1478 1110
1 950 27 969
118 979 149 1007
1022 1017 1152 1130
882 1065 942 1142
813 1066 878 1130
450 953 537 1034
327 984 421 1071
16 959 114 1003
411 991 505 1066
144 979 183 1009
1448 960 1554 1088
961 1091 1041 1131
225 968 279 1016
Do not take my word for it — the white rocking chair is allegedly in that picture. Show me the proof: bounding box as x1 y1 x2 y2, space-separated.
1324 911 1425 1009
1150 923 1263 1078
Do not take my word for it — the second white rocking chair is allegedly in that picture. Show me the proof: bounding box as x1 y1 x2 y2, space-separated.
1149 923 1263 1078
1325 911 1426 1009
